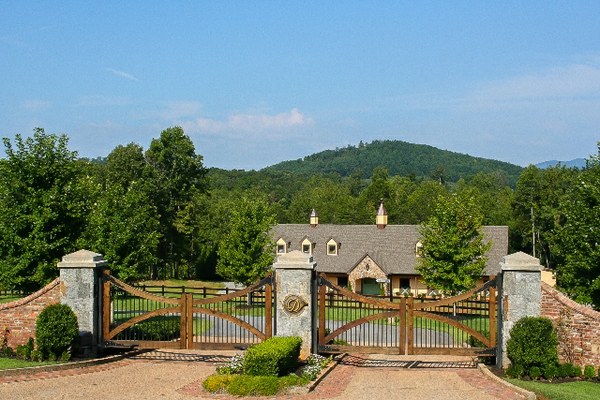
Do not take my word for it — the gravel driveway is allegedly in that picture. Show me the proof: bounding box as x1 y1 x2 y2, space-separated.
0 350 529 400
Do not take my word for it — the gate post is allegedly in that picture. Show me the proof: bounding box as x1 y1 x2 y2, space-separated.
57 249 107 356
272 250 316 359
497 252 543 369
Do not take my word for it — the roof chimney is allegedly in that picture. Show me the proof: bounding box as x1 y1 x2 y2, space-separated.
376 200 388 229
310 209 319 227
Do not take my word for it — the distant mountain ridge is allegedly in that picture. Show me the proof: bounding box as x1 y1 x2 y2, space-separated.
536 158 586 169
262 139 523 185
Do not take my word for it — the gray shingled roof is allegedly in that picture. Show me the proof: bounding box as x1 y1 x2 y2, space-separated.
272 224 508 276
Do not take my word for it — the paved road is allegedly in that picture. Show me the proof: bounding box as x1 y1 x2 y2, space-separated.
0 350 529 400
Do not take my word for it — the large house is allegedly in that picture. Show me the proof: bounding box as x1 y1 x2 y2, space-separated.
272 204 508 296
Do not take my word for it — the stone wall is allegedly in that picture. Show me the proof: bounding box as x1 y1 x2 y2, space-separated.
348 256 387 294
541 282 600 367
0 279 61 348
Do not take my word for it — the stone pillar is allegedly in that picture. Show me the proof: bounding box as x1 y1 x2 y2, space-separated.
57 249 107 355
497 251 543 369
272 250 316 359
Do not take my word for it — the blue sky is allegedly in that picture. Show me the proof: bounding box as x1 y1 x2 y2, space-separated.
1 1 600 170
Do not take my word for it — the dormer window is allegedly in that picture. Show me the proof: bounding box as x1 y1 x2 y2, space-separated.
327 239 338 256
276 238 288 254
415 241 424 258
301 238 313 254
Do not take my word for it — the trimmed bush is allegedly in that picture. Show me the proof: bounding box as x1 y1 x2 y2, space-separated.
15 338 34 360
529 366 542 380
129 317 180 341
506 317 559 376
35 304 79 360
505 364 524 379
584 365 596 379
203 374 235 393
557 363 571 378
543 364 558 381
243 336 302 376
226 375 281 396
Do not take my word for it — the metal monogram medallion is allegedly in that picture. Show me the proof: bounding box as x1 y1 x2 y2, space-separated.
282 294 308 314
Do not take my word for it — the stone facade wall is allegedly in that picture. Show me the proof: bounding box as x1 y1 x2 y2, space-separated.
541 282 600 367
0 278 61 348
347 256 387 294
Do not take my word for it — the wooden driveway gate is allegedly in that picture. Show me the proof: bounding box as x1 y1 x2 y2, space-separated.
317 274 496 356
102 271 273 350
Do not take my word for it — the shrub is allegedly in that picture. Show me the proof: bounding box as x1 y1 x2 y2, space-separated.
584 365 596 379
543 364 558 381
129 317 180 341
570 364 582 378
243 336 302 377
203 374 235 393
505 364 524 379
557 363 571 378
529 366 542 380
15 338 35 360
36 304 79 360
216 353 245 375
226 375 281 396
506 317 559 376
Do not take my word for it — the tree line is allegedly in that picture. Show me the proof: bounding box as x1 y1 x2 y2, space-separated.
0 128 598 309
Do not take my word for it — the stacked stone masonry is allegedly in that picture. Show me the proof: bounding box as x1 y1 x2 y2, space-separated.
0 278 61 348
541 282 600 367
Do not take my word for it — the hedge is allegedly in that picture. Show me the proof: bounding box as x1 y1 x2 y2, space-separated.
243 336 302 376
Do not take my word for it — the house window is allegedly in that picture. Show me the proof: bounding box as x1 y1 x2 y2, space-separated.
326 238 339 255
301 238 313 254
400 278 411 289
338 276 349 288
276 238 287 254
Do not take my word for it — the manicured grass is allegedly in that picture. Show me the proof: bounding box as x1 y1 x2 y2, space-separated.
0 295 22 304
135 279 225 290
507 379 600 400
0 358 58 370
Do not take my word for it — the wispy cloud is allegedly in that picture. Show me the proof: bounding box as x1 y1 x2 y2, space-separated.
20 100 51 111
106 67 139 82
159 101 203 120
180 108 313 138
465 63 600 108
74 95 132 107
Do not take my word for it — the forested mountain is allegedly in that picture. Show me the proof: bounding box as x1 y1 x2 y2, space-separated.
262 140 523 185
536 158 586 170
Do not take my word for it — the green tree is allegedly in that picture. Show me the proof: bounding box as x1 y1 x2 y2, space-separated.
287 176 357 224
145 127 209 278
554 146 600 308
513 165 577 268
216 195 276 285
79 180 161 281
0 129 86 290
417 192 491 294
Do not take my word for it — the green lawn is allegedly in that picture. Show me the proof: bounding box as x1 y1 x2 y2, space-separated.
0 358 58 370
508 379 600 400
0 295 22 304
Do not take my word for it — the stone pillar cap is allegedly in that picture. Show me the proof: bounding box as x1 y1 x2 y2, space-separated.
57 249 107 269
500 251 542 272
273 250 316 270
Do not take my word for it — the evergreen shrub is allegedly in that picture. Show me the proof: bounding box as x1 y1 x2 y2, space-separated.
584 365 596 379
243 336 302 376
529 366 542 380
129 317 180 341
15 338 34 360
506 316 558 377
35 303 79 360
543 364 558 381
